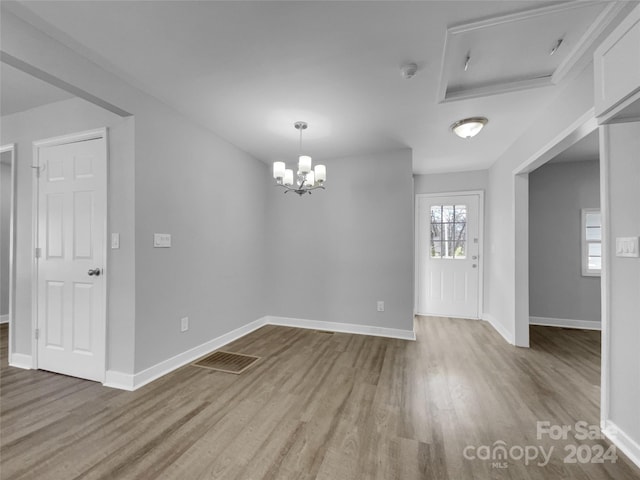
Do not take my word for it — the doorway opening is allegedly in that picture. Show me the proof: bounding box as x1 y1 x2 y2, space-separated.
528 131 601 332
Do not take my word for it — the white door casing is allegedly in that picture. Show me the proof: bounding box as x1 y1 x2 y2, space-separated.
416 193 482 319
34 129 107 382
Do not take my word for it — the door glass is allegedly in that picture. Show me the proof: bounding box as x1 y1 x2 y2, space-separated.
430 204 467 259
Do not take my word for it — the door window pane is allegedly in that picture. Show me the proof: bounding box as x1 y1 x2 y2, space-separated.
586 226 601 241
430 204 467 259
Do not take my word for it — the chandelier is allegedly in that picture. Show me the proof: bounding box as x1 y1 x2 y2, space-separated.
272 121 326 196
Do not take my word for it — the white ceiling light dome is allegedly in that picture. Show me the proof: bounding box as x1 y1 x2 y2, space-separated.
451 117 488 139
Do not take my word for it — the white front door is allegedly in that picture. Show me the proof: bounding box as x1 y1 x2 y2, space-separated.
36 132 107 382
417 193 481 319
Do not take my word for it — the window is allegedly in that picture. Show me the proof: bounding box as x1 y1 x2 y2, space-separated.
582 208 601 276
430 204 467 259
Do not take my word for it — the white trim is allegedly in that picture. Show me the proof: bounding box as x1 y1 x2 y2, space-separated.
602 419 640 470
265 316 416 341
103 315 416 391
32 128 107 148
109 317 270 391
31 140 39 373
414 191 485 320
415 312 480 321
597 90 640 125
551 2 627 85
103 370 135 391
32 128 108 382
594 4 640 120
437 3 621 103
599 125 612 434
514 109 597 175
529 316 601 331
0 144 16 368
514 174 530 347
482 313 515 345
0 315 8 324
449 2 609 34
440 78 552 104
9 353 33 370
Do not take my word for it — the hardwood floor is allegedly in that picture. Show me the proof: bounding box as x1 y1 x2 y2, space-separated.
1 318 639 479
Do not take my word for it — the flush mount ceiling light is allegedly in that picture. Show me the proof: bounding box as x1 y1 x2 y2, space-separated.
272 121 326 196
451 117 488 139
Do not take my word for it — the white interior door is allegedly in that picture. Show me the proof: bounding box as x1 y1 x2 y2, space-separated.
417 193 481 319
36 133 106 382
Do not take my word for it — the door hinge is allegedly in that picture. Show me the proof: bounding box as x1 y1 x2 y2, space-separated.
31 165 41 178
35 247 42 259
35 328 40 340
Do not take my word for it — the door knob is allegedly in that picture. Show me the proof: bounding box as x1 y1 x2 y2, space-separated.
88 268 102 276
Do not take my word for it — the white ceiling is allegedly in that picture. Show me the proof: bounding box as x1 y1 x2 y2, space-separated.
1 62 74 116
1 1 625 173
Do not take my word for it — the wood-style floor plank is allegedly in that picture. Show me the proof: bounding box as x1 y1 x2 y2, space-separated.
1 319 639 479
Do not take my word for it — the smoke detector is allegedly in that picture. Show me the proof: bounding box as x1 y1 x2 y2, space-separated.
400 62 418 79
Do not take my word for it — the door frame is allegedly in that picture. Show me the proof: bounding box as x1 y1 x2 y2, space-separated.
31 128 108 379
415 190 485 319
512 109 597 348
1 144 17 364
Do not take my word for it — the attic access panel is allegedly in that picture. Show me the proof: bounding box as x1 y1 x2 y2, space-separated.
437 2 622 103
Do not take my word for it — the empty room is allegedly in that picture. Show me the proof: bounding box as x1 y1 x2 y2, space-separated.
1 1 639 479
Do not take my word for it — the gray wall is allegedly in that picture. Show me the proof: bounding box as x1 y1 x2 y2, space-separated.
267 149 414 332
0 157 10 317
604 121 640 449
414 170 488 195
133 98 268 372
0 97 136 372
529 160 601 323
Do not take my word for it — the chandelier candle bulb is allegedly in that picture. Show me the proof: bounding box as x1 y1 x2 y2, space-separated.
298 155 312 174
284 169 294 186
273 161 285 179
314 165 326 183
306 171 315 187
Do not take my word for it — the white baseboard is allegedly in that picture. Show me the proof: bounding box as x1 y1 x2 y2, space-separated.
482 313 515 345
103 370 136 391
415 312 481 321
103 315 415 391
530 316 601 330
265 315 416 341
118 316 269 391
602 419 640 469
0 314 9 324
9 353 33 369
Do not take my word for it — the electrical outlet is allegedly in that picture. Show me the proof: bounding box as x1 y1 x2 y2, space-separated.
180 317 189 332
377 301 385 312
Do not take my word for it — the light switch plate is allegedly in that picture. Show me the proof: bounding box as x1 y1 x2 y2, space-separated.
111 233 120 249
154 233 172 248
616 237 639 258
